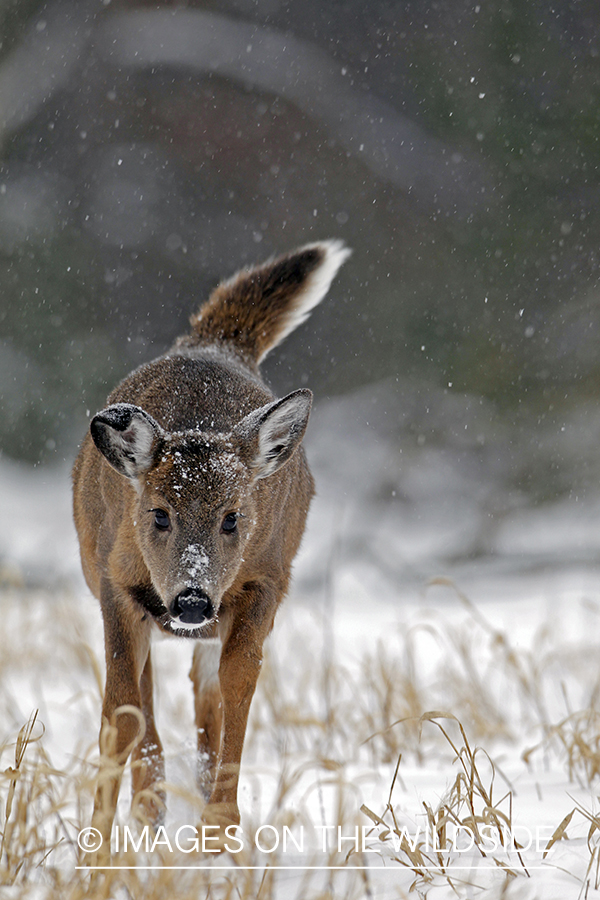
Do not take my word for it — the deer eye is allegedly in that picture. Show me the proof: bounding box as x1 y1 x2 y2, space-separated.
152 509 171 531
221 513 238 534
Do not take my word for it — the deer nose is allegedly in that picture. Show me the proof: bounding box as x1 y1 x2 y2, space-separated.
172 588 214 625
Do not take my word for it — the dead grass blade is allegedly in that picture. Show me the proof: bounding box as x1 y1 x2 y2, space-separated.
0 710 42 872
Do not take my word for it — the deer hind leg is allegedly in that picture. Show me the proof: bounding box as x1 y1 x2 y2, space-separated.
189 639 223 799
131 648 166 825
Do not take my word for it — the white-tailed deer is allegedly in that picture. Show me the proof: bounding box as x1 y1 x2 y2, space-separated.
72 240 350 854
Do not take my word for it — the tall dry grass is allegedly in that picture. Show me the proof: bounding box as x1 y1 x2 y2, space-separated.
1 574 600 898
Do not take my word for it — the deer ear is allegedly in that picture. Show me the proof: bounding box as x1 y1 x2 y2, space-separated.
234 389 312 479
90 404 165 478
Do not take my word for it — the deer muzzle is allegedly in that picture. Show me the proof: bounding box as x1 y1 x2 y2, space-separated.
171 587 214 625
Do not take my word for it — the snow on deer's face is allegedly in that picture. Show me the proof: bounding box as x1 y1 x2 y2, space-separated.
137 431 255 635
90 390 312 635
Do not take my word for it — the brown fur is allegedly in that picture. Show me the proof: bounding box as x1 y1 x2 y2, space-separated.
72 240 349 858
180 245 325 363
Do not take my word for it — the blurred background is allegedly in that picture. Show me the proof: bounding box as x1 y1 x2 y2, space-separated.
1 0 600 584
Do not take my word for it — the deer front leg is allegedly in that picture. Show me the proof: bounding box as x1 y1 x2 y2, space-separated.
91 583 155 860
202 587 276 832
131 648 166 824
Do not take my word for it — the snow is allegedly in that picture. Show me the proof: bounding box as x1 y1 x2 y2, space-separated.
3 383 600 897
180 543 210 582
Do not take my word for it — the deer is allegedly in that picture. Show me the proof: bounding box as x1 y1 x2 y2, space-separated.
72 240 350 856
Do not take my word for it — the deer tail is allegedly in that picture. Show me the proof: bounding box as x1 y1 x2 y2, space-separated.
184 240 351 364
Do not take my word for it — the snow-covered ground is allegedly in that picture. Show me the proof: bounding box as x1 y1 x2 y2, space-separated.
2 381 600 898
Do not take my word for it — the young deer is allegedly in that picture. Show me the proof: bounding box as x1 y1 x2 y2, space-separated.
72 240 350 853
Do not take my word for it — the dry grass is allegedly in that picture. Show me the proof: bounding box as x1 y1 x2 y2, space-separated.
1 576 600 898
361 712 525 894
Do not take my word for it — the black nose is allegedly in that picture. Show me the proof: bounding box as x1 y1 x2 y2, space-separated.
172 588 214 625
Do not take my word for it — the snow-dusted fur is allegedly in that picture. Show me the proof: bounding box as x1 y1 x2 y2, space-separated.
72 239 350 857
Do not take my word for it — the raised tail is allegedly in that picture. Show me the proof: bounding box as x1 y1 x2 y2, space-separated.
181 240 351 364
